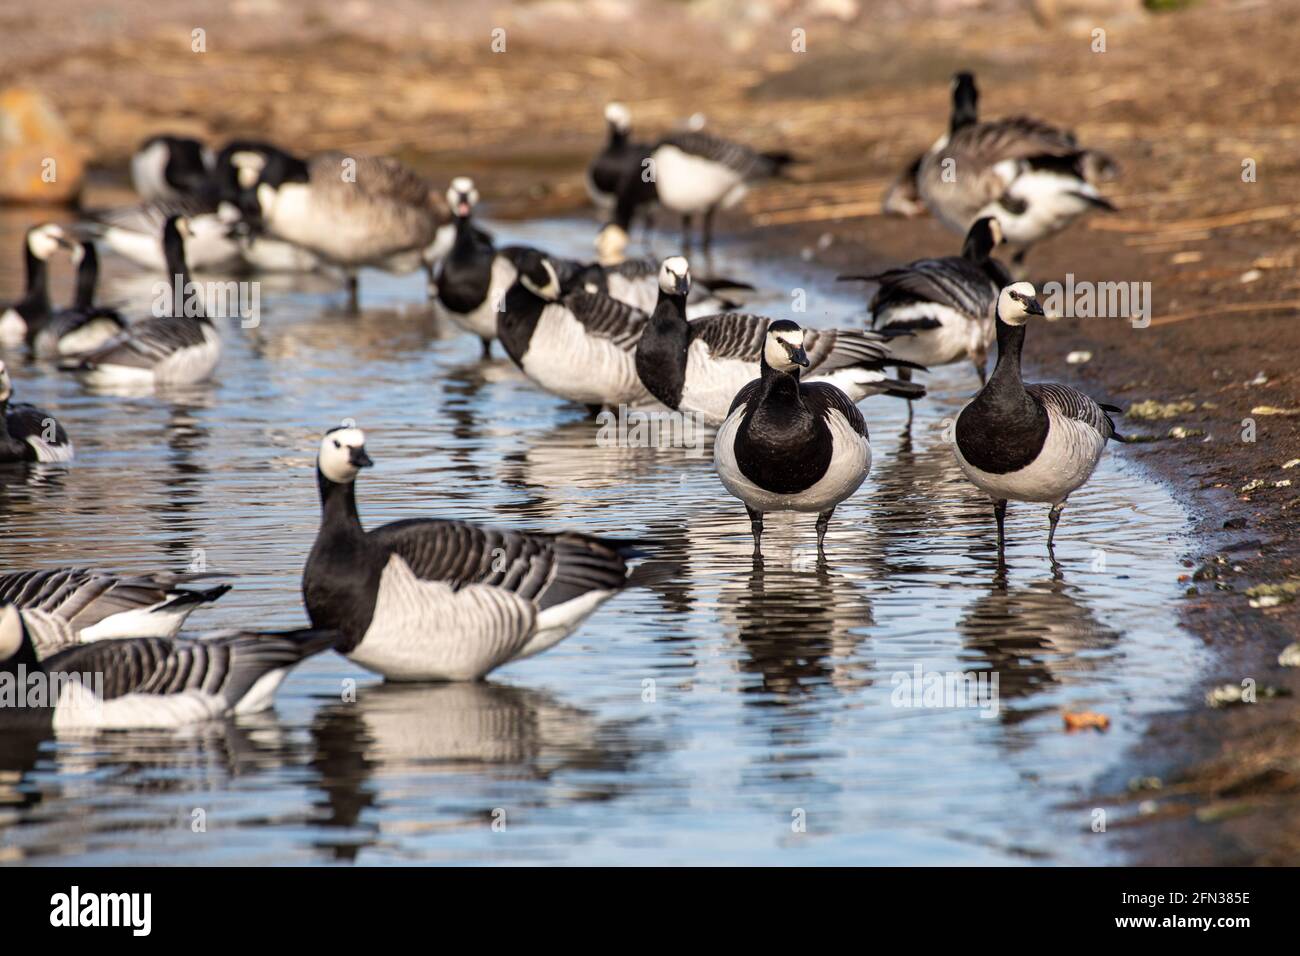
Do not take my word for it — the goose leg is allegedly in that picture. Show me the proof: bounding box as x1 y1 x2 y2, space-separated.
702 206 717 253
746 506 764 558
345 273 360 313
898 366 914 427
424 260 438 302
815 508 835 554
681 214 694 252
994 499 1008 558
1047 502 1065 553
480 337 493 360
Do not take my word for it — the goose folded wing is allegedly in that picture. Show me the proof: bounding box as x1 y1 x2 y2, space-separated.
561 290 648 350
803 328 907 373
866 258 999 316
801 383 868 437
689 312 767 360
1027 383 1115 438
76 316 207 369
955 117 1081 166
660 131 769 177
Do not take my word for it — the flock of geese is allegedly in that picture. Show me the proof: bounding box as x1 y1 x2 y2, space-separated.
0 71 1125 732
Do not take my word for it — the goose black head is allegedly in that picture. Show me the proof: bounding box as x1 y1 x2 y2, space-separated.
25 223 72 261
962 216 1005 259
517 251 562 301
252 150 310 220
658 256 691 297
605 102 632 135
997 282 1045 327
446 177 479 219
0 604 26 664
764 319 810 372
0 360 12 404
951 71 979 131
319 426 373 484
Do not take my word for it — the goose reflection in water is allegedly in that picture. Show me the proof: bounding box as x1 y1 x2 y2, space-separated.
307 681 655 863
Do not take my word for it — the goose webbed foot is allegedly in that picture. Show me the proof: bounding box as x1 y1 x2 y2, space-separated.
747 506 764 558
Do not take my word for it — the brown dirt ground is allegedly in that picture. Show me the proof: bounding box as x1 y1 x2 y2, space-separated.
3 0 1300 863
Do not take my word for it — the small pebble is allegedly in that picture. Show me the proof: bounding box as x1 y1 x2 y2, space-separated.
1066 351 1092 365
1278 643 1300 667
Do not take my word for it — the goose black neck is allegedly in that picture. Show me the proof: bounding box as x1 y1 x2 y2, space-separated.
607 125 628 149
74 243 98 310
0 618 42 676
317 468 363 535
988 317 1028 395
21 244 49 312
961 225 994 263
757 355 804 406
162 223 199 320
950 81 979 134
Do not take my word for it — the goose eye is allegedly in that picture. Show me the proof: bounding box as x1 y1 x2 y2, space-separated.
333 440 341 448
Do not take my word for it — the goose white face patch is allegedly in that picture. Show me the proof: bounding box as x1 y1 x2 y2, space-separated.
595 225 629 265
231 151 268 190
658 256 690 294
997 281 1038 326
447 177 479 213
319 427 367 483
520 260 561 301
764 327 805 371
27 224 64 261
605 102 631 132
0 361 11 402
0 605 24 661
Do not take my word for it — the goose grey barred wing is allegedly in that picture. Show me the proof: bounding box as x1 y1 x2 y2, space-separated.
561 290 648 350
314 153 434 209
606 258 659 281
861 258 999 321
689 312 768 359
802 383 868 438
88 196 212 233
950 116 1081 166
72 315 208 370
659 131 786 179
370 520 636 611
0 568 229 633
1027 383 1115 438
802 327 921 373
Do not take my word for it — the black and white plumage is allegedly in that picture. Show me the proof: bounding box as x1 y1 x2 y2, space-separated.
839 216 1011 385
571 257 750 318
430 177 517 356
715 320 872 557
131 134 214 206
250 150 444 310
0 567 231 659
634 257 925 427
301 427 645 681
953 282 1121 557
596 130 796 260
917 72 1118 272
88 198 245 273
65 216 221 388
0 604 337 730
0 223 73 349
0 360 73 464
586 103 653 212
30 240 127 359
499 250 661 409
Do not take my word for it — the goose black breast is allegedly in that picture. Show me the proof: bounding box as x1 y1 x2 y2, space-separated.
732 381 862 495
956 389 1049 474
436 241 495 314
496 284 548 363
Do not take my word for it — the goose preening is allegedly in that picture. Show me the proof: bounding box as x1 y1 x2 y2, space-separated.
65 216 221 388
0 223 74 349
714 321 872 557
0 604 337 730
302 426 648 681
430 177 516 356
249 149 443 310
0 567 231 659
30 240 128 359
953 282 1122 558
586 103 653 212
0 360 74 463
499 250 661 410
131 134 214 206
635 257 925 427
917 72 1118 272
839 217 1011 386
596 130 796 261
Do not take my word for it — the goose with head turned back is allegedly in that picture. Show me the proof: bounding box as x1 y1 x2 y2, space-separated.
30 239 127 359
0 361 73 463
302 426 649 681
953 282 1122 559
0 224 74 349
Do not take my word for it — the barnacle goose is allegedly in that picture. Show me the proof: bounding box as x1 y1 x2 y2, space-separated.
596 130 796 260
430 177 517 356
302 426 647 681
572 256 751 318
66 216 221 388
0 604 337 730
917 72 1118 272
30 240 127 358
881 152 927 218
0 360 73 463
0 223 73 349
838 217 1011 386
131 134 214 205
715 321 872 557
953 282 1122 557
89 200 245 273
249 149 443 311
499 250 661 410
634 257 925 427
586 103 653 212
0 567 230 658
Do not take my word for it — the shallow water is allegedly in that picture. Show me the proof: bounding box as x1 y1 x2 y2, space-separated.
0 214 1201 865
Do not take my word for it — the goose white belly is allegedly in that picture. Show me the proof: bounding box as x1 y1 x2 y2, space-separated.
22 432 73 464
653 146 745 214
955 406 1106 504
52 680 229 731
981 167 1099 245
715 407 871 513
242 237 321 273
519 305 650 407
349 555 537 682
268 184 426 267
83 323 221 387
35 316 125 358
0 308 27 346
876 303 989 367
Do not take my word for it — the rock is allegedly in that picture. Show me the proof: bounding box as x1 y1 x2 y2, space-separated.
1126 399 1197 420
0 88 85 205
1279 643 1300 667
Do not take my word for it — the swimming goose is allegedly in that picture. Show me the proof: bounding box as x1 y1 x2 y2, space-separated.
586 103 654 212
0 567 230 658
499 250 660 410
1 224 74 349
596 130 796 260
0 604 338 730
250 150 442 310
635 257 925 427
839 217 1011 386
715 320 872 557
131 134 214 206
30 240 127 358
917 72 1118 271
302 426 645 681
953 282 1121 557
66 216 221 388
0 360 73 463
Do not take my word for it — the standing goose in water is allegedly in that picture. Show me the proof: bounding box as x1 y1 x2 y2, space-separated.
430 177 516 357
31 240 127 359
302 426 647 681
0 224 73 349
0 360 74 463
714 321 872 557
586 103 653 213
66 216 220 388
954 282 1121 559
917 72 1118 273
